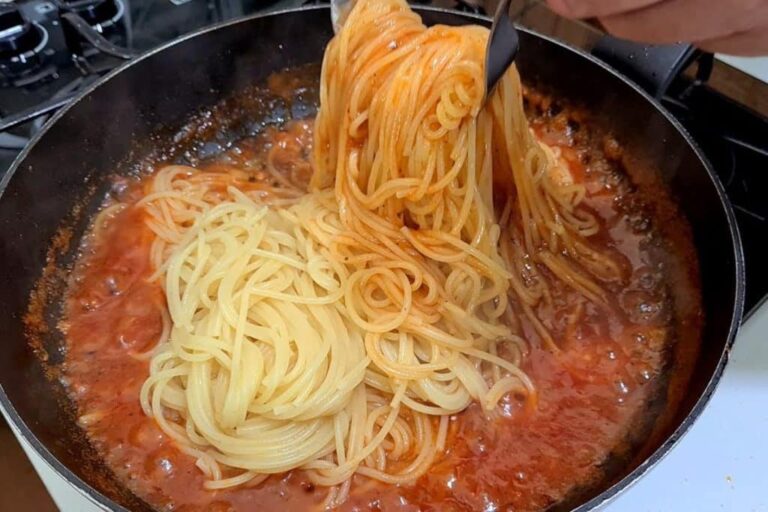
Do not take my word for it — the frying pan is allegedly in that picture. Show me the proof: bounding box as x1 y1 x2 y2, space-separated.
0 6 744 511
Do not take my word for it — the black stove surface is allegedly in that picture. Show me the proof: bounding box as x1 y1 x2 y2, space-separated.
662 80 768 317
1 0 766 317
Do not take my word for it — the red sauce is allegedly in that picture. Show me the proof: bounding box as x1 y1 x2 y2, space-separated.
61 98 697 511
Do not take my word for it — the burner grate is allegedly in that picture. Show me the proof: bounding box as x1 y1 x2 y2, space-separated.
664 79 768 315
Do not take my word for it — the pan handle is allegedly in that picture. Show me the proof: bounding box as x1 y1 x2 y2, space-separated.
591 36 713 99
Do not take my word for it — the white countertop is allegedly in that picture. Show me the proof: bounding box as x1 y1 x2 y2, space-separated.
9 305 768 512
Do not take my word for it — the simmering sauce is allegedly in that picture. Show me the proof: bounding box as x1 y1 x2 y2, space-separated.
60 83 699 511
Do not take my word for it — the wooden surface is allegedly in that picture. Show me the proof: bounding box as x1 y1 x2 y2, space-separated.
0 419 57 512
694 62 768 117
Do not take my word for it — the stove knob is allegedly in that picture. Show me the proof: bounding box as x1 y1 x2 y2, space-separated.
0 6 45 60
57 0 123 29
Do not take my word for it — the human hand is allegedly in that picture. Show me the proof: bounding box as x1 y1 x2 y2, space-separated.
545 0 768 56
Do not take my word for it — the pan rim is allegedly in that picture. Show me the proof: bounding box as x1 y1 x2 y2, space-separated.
0 5 745 512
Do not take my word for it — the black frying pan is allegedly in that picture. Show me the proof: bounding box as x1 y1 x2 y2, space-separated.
0 6 744 511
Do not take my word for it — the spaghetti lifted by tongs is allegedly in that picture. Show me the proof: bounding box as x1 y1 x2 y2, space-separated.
138 0 619 507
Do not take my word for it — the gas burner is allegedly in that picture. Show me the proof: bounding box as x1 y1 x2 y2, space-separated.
57 0 125 32
0 5 49 80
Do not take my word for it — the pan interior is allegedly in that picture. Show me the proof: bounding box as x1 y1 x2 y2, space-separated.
0 6 739 512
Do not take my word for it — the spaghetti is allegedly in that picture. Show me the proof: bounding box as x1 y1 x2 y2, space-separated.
138 0 617 507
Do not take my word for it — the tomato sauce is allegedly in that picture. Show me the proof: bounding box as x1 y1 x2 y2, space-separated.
60 89 699 511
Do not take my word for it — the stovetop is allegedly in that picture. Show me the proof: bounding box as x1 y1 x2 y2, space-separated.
1 0 766 316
